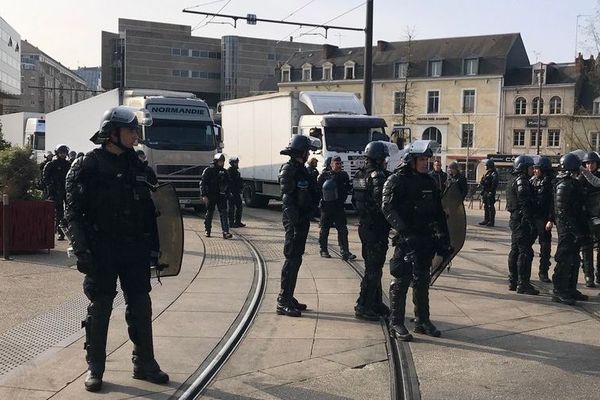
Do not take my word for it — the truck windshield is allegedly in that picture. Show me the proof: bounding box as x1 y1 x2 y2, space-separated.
144 119 217 151
324 127 387 152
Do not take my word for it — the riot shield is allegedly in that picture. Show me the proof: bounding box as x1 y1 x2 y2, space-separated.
587 191 600 244
430 182 467 285
151 183 184 278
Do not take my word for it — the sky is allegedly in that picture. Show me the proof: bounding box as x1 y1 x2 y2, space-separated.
2 0 599 69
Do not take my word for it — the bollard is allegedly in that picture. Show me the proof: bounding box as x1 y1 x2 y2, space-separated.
2 194 9 260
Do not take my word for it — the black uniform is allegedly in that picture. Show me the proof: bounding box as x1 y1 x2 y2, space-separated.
64 148 162 383
447 171 468 199
429 170 447 192
383 164 450 337
352 160 391 318
317 168 352 257
506 171 538 292
278 159 318 311
227 164 244 226
201 164 230 235
530 173 555 277
553 172 588 302
480 168 499 226
579 170 600 284
143 161 158 186
43 157 71 238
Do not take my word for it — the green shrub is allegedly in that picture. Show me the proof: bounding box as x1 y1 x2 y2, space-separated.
0 146 40 200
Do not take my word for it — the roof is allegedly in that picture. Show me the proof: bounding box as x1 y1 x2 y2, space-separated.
504 62 578 86
282 33 529 80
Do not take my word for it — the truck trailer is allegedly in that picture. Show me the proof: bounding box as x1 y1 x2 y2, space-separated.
219 91 399 207
45 88 219 207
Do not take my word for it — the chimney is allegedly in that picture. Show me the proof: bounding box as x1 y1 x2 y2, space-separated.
377 40 388 51
321 44 338 59
575 52 584 73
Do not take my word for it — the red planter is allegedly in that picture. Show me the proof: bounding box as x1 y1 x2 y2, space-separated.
0 200 55 252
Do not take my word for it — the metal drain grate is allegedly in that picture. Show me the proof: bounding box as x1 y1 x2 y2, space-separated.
0 285 130 379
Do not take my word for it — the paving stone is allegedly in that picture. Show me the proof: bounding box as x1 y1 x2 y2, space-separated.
152 311 238 338
322 343 388 368
211 371 293 396
260 357 347 382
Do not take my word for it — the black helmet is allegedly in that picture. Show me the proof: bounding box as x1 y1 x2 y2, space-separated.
364 141 390 161
280 135 317 156
560 153 581 171
402 140 434 163
582 151 600 163
77 152 84 158
55 144 69 155
513 155 534 172
229 156 239 165
484 159 495 169
213 153 225 163
534 156 552 171
90 106 150 145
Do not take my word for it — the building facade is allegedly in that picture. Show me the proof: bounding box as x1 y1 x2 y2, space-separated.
101 19 320 106
278 34 531 180
0 16 21 114
73 66 102 92
3 40 90 114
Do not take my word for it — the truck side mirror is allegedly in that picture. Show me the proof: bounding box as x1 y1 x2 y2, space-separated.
214 124 223 146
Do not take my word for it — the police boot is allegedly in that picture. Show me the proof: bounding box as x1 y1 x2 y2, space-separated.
223 232 233 239
339 234 356 261
570 268 589 301
538 272 552 283
83 297 113 392
276 296 301 317
517 262 539 295
126 294 169 384
413 284 441 337
235 221 246 228
374 283 390 317
277 265 302 317
291 297 307 311
354 280 380 321
487 207 496 227
479 206 489 225
551 288 576 305
389 280 412 341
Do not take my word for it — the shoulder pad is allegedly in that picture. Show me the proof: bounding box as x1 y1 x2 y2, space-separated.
370 170 386 179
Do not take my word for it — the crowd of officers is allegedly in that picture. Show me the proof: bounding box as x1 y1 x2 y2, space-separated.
276 136 453 341
506 151 600 305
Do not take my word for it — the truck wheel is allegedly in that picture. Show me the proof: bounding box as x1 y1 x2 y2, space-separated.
243 184 269 208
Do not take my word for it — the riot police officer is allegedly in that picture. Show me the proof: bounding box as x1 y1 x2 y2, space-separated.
553 153 589 304
382 140 452 339
64 106 169 392
201 153 232 239
506 155 539 295
277 135 319 317
227 156 246 228
579 151 600 287
43 144 71 240
530 156 554 283
479 159 499 227
317 156 355 260
446 161 468 199
352 141 391 321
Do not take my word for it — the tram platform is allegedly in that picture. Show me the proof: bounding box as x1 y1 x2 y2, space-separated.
0 207 599 399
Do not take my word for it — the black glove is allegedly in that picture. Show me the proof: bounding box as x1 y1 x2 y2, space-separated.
76 251 94 274
574 232 591 247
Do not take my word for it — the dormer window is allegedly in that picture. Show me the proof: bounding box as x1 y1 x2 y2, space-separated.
533 62 547 85
344 60 356 79
428 60 442 77
302 63 313 81
322 62 333 80
394 62 408 79
281 64 291 83
464 58 479 76
594 97 600 115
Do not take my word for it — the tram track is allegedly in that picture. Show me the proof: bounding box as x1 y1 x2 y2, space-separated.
241 208 421 400
172 229 268 400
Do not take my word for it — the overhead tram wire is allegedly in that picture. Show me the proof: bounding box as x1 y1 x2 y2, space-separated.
192 0 233 31
281 0 317 21
188 0 229 29
299 1 365 38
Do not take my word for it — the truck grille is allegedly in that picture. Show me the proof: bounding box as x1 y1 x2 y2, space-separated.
156 164 205 176
346 156 365 179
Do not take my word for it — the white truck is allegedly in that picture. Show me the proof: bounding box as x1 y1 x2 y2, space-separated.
46 88 219 207
0 112 46 156
219 91 398 207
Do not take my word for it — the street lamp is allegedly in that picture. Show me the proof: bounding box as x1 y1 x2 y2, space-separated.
534 62 544 155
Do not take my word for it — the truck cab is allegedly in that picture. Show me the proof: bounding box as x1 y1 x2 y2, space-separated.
25 118 46 161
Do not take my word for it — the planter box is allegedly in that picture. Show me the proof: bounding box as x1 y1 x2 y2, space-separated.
0 200 55 252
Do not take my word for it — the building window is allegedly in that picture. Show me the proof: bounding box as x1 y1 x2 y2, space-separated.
322 63 332 80
530 129 542 147
591 132 600 151
394 62 408 79
393 91 405 115
464 58 478 76
515 97 526 115
513 130 525 146
461 124 474 148
180 49 189 57
428 60 442 77
532 97 544 114
548 129 560 147
281 67 290 82
550 96 562 114
462 89 475 113
427 90 440 114
302 64 312 81
344 61 355 79
593 97 600 115
171 48 181 56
